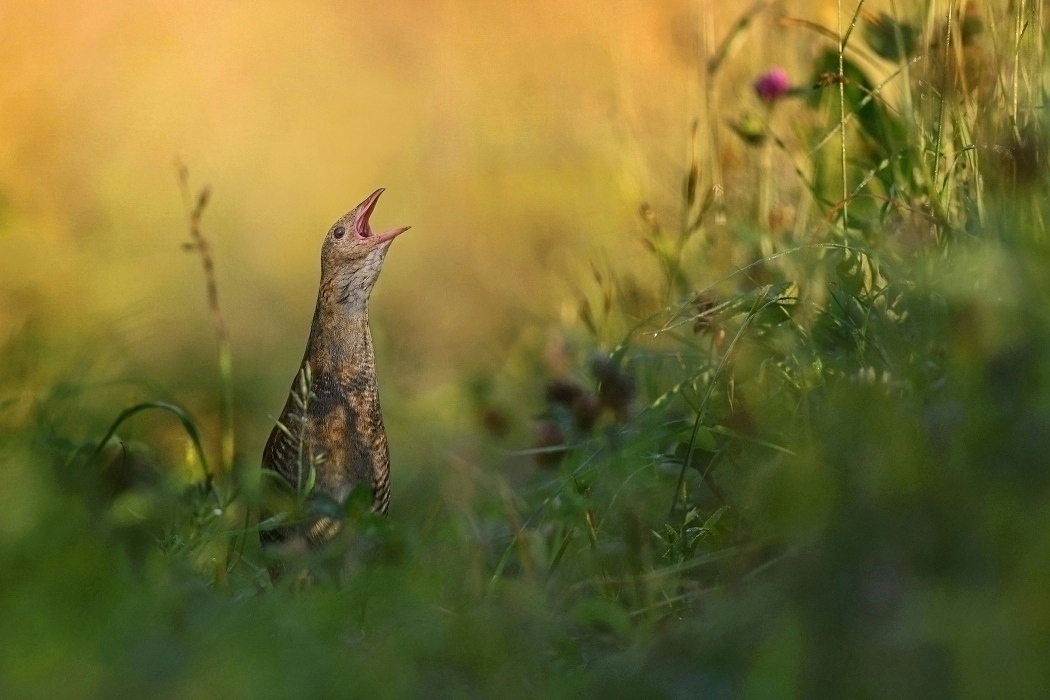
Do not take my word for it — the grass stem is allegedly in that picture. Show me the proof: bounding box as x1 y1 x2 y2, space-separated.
177 162 235 474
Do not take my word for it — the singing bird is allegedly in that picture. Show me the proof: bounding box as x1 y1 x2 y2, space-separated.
261 188 409 553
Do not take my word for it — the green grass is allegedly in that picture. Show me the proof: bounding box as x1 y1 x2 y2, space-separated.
3 2 1050 697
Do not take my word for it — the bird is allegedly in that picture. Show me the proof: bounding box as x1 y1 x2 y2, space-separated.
260 188 409 556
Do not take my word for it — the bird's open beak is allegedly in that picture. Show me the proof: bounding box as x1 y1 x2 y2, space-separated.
354 188 411 245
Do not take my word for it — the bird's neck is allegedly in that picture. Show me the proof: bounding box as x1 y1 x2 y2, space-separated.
304 287 376 380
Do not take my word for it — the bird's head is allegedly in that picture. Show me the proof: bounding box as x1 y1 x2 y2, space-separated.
320 188 410 309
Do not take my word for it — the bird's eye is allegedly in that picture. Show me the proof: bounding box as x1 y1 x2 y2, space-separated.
333 226 346 239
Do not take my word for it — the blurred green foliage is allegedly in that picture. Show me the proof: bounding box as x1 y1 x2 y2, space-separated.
3 2 1050 698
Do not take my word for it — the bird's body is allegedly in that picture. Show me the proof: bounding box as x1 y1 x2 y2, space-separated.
261 189 408 552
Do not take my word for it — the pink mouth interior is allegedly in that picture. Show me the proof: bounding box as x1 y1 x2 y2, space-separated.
354 188 411 243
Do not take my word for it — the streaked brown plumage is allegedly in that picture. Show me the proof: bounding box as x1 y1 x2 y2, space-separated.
261 188 409 552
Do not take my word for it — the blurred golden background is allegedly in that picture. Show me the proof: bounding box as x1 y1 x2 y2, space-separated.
0 0 848 456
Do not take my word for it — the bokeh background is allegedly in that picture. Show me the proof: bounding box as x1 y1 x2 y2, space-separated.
0 0 846 441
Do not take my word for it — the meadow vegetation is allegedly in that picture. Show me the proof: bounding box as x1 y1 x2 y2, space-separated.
2 1 1050 697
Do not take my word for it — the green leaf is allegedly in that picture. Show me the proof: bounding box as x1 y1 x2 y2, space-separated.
702 505 730 531
257 513 290 532
862 12 919 62
302 463 316 497
809 49 910 186
730 113 768 146
694 427 718 452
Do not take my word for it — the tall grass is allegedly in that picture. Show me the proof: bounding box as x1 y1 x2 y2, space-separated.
2 1 1049 697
